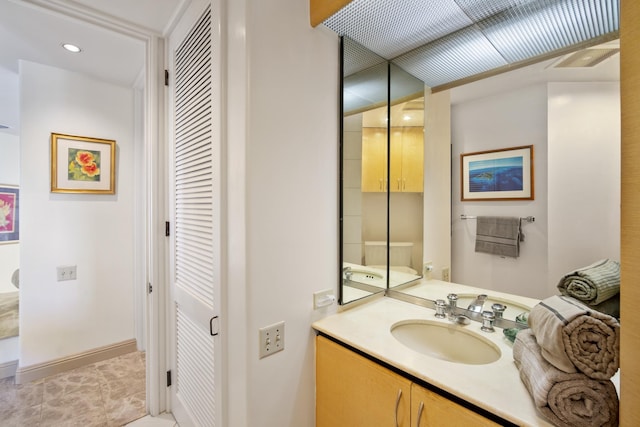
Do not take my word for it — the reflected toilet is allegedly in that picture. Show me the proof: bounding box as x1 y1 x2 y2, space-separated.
364 241 417 274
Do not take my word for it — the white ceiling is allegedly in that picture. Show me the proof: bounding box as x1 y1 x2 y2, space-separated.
0 0 184 133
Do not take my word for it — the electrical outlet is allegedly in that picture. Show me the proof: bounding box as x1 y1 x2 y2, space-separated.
423 261 433 279
57 265 77 281
259 321 285 359
442 267 450 282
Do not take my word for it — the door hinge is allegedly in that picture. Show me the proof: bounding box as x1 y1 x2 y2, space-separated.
148 283 152 294
167 370 172 387
164 69 169 86
165 221 170 237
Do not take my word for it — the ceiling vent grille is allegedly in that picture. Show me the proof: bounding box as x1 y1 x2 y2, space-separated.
552 48 620 68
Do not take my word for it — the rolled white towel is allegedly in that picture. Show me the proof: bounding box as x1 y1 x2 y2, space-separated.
528 295 620 380
513 329 618 427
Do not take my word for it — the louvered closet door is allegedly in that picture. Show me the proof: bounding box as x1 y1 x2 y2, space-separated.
169 1 222 426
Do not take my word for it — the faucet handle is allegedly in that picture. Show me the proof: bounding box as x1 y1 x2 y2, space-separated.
480 310 495 333
447 293 458 309
491 303 507 319
435 299 447 319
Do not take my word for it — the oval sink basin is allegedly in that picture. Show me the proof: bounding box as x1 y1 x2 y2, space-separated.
390 320 501 365
455 294 532 320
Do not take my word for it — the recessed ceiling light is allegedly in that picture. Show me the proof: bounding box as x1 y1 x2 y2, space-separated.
62 43 82 53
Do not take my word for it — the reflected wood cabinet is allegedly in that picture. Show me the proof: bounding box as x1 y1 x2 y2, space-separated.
362 127 424 193
316 335 500 427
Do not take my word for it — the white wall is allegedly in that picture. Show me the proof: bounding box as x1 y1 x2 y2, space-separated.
225 0 339 425
451 82 619 299
547 82 620 296
343 113 363 265
18 61 136 367
423 90 452 280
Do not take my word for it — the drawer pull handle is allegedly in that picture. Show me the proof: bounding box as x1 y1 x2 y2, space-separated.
395 389 402 427
416 401 424 427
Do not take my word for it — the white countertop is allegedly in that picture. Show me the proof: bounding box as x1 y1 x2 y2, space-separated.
313 292 552 426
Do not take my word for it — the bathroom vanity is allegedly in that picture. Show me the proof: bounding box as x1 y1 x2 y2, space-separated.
313 286 558 426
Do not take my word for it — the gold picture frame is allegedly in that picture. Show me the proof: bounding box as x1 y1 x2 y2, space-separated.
51 133 116 194
460 145 534 201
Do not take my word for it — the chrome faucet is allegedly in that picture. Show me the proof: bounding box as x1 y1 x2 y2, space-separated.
342 266 352 282
435 294 470 325
467 294 488 313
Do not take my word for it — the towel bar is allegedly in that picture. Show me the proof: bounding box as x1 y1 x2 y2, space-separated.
460 214 535 223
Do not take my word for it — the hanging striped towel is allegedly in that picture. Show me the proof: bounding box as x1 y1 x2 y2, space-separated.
474 216 522 258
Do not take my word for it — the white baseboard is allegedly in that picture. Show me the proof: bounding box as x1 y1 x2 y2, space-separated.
15 339 138 384
0 360 18 379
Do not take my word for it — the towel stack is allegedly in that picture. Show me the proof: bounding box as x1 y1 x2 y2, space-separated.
513 295 620 427
557 259 620 319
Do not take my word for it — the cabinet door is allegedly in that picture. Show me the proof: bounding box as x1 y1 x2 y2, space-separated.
400 127 424 192
317 335 412 427
390 128 404 192
362 127 387 192
411 383 500 427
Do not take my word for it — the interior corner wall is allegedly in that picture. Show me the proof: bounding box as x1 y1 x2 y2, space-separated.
451 83 549 298
18 61 136 367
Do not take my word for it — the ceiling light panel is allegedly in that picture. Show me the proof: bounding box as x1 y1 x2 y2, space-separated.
324 0 474 59
392 26 508 88
477 0 619 63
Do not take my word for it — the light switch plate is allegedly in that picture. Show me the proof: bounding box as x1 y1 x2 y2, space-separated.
57 265 77 281
259 321 285 359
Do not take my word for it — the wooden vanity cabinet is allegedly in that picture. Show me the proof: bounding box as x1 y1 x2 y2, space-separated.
316 335 501 427
411 383 500 427
316 335 411 426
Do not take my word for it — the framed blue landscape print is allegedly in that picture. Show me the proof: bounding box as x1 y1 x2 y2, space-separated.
461 145 534 201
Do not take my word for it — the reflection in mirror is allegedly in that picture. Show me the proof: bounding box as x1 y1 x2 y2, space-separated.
388 63 425 289
340 37 426 304
341 37 388 304
395 41 620 321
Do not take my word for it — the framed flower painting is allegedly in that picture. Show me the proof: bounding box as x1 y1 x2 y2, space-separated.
0 185 19 244
50 133 116 194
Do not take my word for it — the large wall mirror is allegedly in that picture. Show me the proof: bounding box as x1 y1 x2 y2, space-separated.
340 37 425 304
339 33 620 315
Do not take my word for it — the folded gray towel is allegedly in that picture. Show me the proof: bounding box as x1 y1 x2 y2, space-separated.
528 295 620 380
474 216 522 258
513 329 618 427
557 259 620 306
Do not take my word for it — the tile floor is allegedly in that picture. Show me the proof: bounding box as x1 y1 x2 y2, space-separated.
0 351 152 426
